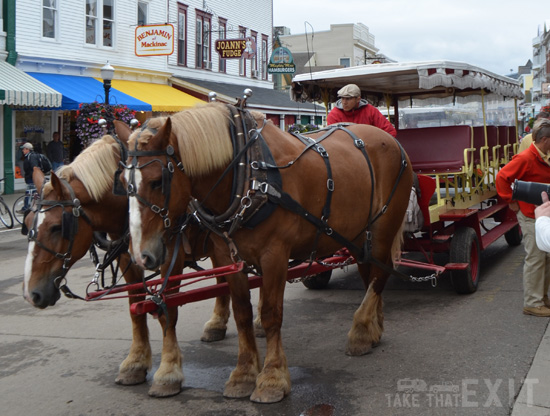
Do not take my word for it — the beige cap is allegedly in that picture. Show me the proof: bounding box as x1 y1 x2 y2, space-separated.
337 84 361 98
20 142 33 150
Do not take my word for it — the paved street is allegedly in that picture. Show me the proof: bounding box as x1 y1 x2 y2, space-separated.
0 202 548 416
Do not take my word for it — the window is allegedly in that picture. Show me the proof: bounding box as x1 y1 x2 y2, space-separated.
218 18 227 73
195 11 212 69
250 30 258 78
85 0 114 47
339 57 351 68
239 26 246 77
42 0 58 39
177 3 187 66
261 34 269 80
137 1 148 26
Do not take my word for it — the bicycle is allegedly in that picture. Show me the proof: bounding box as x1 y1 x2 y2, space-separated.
0 179 14 229
13 188 39 226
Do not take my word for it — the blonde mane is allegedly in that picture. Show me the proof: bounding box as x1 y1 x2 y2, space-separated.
44 134 121 201
128 102 235 177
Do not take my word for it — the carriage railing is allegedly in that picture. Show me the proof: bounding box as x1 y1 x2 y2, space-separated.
397 124 518 224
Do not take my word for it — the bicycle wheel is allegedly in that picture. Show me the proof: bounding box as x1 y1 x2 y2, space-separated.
13 195 26 225
0 198 14 228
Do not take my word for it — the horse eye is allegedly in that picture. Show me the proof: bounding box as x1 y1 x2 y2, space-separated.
50 225 62 235
151 179 162 190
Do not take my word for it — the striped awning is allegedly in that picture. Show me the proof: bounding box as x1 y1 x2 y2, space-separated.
0 61 61 107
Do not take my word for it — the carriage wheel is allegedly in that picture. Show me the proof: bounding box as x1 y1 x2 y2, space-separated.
504 224 522 246
302 270 332 289
450 227 480 294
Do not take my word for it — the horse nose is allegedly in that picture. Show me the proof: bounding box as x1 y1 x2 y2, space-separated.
141 250 160 270
30 287 60 309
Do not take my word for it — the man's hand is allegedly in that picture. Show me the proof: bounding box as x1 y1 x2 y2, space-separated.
535 192 550 219
509 201 520 212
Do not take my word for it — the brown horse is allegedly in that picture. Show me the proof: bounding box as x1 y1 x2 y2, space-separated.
21 124 232 397
123 102 413 403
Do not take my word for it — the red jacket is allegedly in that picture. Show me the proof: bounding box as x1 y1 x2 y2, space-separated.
496 144 550 218
327 99 397 137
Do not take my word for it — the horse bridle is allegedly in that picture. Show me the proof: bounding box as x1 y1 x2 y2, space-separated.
28 177 93 290
122 122 185 229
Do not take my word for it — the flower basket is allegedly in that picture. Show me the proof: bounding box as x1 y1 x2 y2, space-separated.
76 102 137 148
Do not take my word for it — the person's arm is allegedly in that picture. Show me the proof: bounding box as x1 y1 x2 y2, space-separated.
535 192 550 251
368 107 397 137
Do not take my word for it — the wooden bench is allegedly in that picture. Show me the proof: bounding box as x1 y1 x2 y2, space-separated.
397 126 474 174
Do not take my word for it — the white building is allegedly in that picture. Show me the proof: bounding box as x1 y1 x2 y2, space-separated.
1 0 320 191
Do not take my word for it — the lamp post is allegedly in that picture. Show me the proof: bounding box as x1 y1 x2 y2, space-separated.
100 61 114 105
100 61 115 133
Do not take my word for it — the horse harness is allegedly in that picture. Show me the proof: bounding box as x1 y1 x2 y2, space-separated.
123 102 410 273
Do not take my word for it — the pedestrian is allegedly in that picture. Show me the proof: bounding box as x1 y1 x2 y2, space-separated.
326 83 397 137
18 142 40 213
496 118 550 316
47 131 64 172
518 112 550 153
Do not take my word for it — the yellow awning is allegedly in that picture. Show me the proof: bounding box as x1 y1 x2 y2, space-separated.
105 80 205 112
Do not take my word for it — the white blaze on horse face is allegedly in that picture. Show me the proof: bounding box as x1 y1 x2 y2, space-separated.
126 167 145 267
23 211 45 303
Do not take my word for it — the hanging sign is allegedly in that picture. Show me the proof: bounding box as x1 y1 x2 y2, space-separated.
268 47 295 74
215 37 256 59
135 24 174 56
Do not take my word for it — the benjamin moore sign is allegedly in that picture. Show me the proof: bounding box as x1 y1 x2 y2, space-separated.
268 47 295 74
135 24 174 56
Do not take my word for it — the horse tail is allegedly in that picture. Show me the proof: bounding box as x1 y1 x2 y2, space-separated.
390 211 406 267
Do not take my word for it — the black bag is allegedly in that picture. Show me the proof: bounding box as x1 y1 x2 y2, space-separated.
37 153 52 174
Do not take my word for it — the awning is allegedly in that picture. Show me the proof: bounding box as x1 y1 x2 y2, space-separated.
108 80 205 112
0 62 61 107
28 73 152 111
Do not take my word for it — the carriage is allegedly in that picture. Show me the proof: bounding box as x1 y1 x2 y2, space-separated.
291 60 524 294
22 60 524 403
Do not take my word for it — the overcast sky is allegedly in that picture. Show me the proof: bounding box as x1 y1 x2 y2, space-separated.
273 0 548 76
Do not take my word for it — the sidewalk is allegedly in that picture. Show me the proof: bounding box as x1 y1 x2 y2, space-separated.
511 320 550 415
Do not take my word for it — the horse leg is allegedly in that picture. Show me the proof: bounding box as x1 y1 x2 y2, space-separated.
148 299 184 397
250 257 291 403
115 263 152 386
148 254 186 397
201 286 231 342
346 262 385 356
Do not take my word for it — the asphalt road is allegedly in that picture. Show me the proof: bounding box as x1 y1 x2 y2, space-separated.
0 220 547 416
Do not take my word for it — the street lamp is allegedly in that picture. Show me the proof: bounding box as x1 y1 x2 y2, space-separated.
100 61 114 106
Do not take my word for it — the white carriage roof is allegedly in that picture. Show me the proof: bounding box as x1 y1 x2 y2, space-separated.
291 60 524 104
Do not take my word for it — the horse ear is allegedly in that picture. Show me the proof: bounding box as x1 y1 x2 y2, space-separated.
158 117 172 147
50 171 65 198
114 120 132 143
32 166 45 194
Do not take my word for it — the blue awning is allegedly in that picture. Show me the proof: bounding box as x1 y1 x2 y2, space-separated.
27 73 152 111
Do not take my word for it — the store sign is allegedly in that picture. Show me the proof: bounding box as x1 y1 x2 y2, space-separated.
215 37 256 59
135 24 174 56
543 83 550 95
268 47 295 74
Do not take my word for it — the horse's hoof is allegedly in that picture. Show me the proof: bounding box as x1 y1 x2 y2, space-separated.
148 381 182 398
223 380 256 398
250 387 286 403
115 369 147 386
201 328 227 342
345 342 373 356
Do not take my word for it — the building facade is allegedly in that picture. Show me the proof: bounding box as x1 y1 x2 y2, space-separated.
2 0 319 192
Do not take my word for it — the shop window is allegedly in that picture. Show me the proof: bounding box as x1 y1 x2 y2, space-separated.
239 26 246 77
218 18 227 73
137 1 147 26
261 34 269 80
85 0 114 47
177 3 187 66
339 57 351 68
195 10 212 69
43 0 58 39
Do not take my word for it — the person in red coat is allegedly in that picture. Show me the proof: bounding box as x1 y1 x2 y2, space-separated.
496 118 550 316
326 84 396 137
